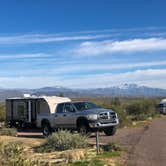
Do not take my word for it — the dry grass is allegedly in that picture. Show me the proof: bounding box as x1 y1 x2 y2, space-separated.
0 135 44 147
0 135 89 165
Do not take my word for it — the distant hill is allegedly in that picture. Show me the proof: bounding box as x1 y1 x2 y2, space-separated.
0 84 166 101
80 84 166 97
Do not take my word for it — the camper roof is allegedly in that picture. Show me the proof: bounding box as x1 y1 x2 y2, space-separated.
7 96 71 114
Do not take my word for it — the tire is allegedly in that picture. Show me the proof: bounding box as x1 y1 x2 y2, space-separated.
42 123 52 137
78 124 90 136
104 126 116 136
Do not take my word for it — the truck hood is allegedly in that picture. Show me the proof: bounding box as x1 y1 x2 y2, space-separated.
84 108 115 114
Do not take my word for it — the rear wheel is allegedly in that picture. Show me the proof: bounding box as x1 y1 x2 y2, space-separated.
42 123 52 137
104 126 116 136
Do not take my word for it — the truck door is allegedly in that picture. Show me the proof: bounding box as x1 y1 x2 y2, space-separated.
55 103 77 128
54 103 66 128
63 103 77 128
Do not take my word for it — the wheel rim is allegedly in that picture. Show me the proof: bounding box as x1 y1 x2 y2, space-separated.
80 126 87 135
43 126 49 136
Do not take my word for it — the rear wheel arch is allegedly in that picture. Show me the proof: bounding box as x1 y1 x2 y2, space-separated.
41 119 52 137
41 119 50 127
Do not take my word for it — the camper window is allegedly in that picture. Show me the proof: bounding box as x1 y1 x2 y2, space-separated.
37 100 40 114
17 104 26 119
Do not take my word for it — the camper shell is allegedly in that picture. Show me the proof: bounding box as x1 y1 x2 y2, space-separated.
6 95 71 128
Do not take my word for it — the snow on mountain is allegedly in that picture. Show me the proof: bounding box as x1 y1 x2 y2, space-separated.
0 84 166 101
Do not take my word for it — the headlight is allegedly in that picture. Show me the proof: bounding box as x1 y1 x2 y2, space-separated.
87 114 98 120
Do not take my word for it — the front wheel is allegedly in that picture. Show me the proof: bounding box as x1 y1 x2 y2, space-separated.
104 126 116 136
42 123 52 137
78 124 90 136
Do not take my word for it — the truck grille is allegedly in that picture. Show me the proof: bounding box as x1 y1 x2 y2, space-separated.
98 112 117 122
98 112 109 119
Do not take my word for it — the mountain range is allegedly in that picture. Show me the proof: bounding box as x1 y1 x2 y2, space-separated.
0 84 166 101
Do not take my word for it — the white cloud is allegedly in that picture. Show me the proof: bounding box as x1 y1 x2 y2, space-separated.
0 69 166 89
0 53 51 60
56 60 166 72
73 38 166 56
0 27 166 45
0 60 166 76
0 34 111 45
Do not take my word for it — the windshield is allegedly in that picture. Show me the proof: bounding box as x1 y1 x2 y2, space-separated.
73 102 99 111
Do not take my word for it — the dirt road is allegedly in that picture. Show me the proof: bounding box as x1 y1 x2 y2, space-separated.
128 117 166 166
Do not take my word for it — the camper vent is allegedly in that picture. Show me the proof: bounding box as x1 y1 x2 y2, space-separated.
23 94 31 98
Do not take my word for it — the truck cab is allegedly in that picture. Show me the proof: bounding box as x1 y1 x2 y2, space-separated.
41 101 119 137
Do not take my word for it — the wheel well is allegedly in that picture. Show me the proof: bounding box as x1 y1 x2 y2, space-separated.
76 117 89 128
41 119 50 127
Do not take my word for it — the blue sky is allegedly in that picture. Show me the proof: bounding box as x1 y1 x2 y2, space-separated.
0 0 166 89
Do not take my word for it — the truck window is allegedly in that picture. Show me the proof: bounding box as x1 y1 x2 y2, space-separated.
56 103 64 113
64 103 75 112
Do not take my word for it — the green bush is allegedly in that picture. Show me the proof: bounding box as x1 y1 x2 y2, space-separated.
125 98 158 120
0 104 5 122
0 127 17 136
35 130 88 152
109 105 132 127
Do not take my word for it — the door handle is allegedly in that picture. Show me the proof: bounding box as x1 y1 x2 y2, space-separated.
63 114 67 117
55 114 58 117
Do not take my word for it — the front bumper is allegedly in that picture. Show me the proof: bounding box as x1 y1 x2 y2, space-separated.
88 118 119 128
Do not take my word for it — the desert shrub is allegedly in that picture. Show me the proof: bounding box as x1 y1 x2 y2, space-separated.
61 149 87 163
125 98 158 120
109 105 132 127
0 127 17 136
0 141 39 166
102 142 122 152
0 141 23 166
0 104 5 122
35 130 88 152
